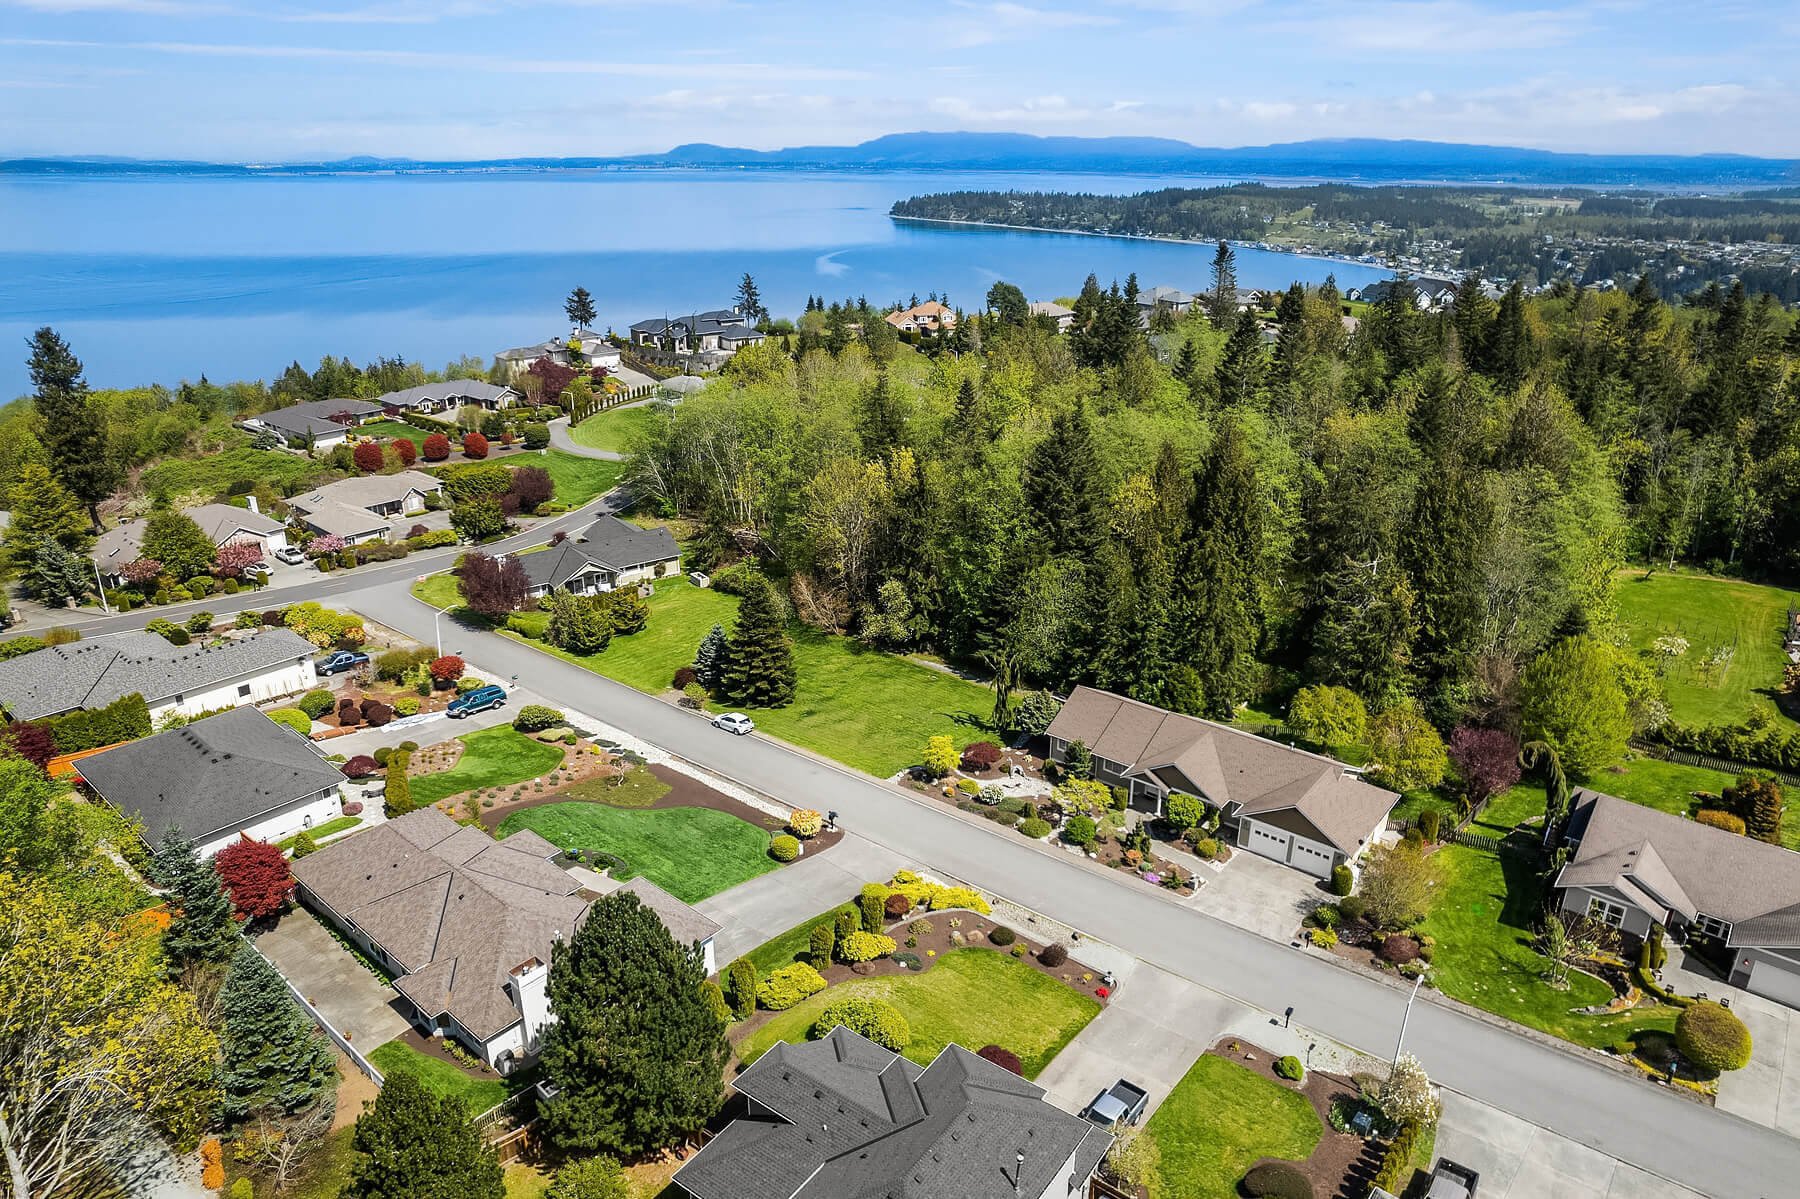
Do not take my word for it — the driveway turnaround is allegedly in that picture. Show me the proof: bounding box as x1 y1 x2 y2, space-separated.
255 909 411 1051
697 832 906 965
265 577 1792 1197
1190 846 1325 941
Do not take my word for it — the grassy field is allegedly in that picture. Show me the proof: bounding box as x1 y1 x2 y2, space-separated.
355 419 430 450
1142 1055 1322 1199
413 571 465 612
1415 843 1679 1051
538 449 626 507
736 949 1099 1079
409 726 566 807
569 405 658 455
1613 569 1800 730
498 801 779 903
143 446 329 499
366 1039 519 1114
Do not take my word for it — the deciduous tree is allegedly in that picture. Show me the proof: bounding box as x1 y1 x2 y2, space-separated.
212 837 294 921
143 510 216 579
1367 703 1448 792
1521 636 1631 777
462 431 489 459
1446 726 1522 813
1356 841 1442 929
539 891 729 1156
1287 685 1369 749
353 440 385 473
422 432 451 461
455 551 529 619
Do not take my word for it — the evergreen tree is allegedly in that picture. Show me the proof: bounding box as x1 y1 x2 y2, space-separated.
1022 402 1103 559
693 623 727 689
1400 454 1493 721
28 327 119 527
985 280 1029 326
1206 241 1238 327
719 575 796 707
217 943 336 1122
1370 275 1428 375
565 287 597 331
345 1072 503 1199
1169 419 1263 718
1272 283 1308 380
143 510 216 579
1449 272 1496 369
1488 281 1533 390
539 890 729 1156
1215 309 1266 407
1309 556 1420 710
25 541 92 608
734 273 766 324
0 462 91 589
156 827 238 975
858 371 905 457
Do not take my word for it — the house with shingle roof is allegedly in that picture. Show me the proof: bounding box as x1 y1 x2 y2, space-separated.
1045 686 1397 879
674 1026 1109 1199
885 300 957 335
1556 788 1800 1008
92 501 289 587
286 470 443 545
75 706 347 857
292 808 718 1071
510 516 680 602
243 398 385 450
0 628 317 724
496 331 622 380
375 380 521 416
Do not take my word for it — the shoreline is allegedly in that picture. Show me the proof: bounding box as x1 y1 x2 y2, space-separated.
888 213 1395 276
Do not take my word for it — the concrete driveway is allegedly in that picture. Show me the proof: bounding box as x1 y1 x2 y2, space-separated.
1191 848 1326 941
1035 961 1247 1122
697 833 906 965
1435 1091 1708 1198
255 909 412 1050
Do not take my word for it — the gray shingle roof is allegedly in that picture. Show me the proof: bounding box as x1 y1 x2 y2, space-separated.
1047 686 1397 855
377 381 518 409
0 628 315 720
75 706 344 844
574 516 679 572
616 876 720 947
675 1029 1109 1199
249 399 384 438
93 504 285 573
1557 789 1800 947
289 470 442 515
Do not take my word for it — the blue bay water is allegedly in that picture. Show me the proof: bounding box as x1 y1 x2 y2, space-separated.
0 169 1390 397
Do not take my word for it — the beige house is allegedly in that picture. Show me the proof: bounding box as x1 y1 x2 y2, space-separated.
885 300 957 334
287 470 443 545
92 501 289 586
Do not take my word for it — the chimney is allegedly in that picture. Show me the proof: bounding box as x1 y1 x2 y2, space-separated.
509 958 552 1050
246 495 260 515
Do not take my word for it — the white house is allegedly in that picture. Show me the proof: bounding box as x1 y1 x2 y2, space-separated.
92 500 289 587
75 706 348 858
512 517 680 602
495 332 623 380
0 628 318 725
291 809 719 1072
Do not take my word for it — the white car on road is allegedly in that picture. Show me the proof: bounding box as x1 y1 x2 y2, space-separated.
712 712 755 735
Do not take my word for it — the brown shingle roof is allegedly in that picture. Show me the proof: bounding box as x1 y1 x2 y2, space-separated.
1046 686 1397 855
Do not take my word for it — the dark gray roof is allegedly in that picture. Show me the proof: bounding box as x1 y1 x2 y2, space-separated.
675 1028 1108 1199
0 628 315 720
1047 686 1396 855
377 381 517 409
249 398 383 437
517 519 679 591
1557 789 1800 947
75 706 344 844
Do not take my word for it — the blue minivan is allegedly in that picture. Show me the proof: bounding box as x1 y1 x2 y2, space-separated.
447 684 507 718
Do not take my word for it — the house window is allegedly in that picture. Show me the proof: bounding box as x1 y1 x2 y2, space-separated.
1694 914 1732 940
238 683 252 698
1588 897 1628 929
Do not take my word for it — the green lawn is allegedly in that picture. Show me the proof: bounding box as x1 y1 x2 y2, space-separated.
367 1039 523 1114
355 419 430 449
569 404 659 454
1142 1055 1322 1199
736 949 1099 1079
1415 843 1679 1050
743 904 856 979
537 449 626 507
1613 569 1800 730
409 726 566 807
558 765 672 808
277 815 360 850
143 446 330 500
498 801 779 903
413 570 466 613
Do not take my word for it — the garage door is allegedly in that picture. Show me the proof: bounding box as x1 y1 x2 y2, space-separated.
1747 957 1800 1010
1244 821 1294 865
1289 840 1337 879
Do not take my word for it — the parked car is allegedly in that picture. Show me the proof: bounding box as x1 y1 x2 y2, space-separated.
1080 1080 1149 1130
242 561 271 582
273 545 305 566
712 712 755 735
315 650 370 675
447 684 507 718
1425 1159 1479 1198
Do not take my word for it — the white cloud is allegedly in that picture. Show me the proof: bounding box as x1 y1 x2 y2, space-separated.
939 1 1117 49
1263 1 1587 54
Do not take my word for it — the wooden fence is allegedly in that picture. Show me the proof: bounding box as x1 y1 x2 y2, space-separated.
1629 740 1800 788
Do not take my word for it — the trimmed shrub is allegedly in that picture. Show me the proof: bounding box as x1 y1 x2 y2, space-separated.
859 883 890 931
266 707 312 736
383 751 413 817
1381 934 1421 964
1309 928 1338 949
1337 894 1368 924
726 956 757 1019
1696 809 1747 835
341 800 363 816
297 689 335 719
884 892 912 919
1419 807 1442 843
987 926 1016 946
1242 1162 1312 1199
672 665 698 689
1311 904 1341 930
394 695 421 717
362 700 393 727
838 931 897 963
1193 837 1221 860
289 830 319 860
811 997 910 1051
758 961 828 1010
1062 815 1098 847
512 703 566 732
1331 863 1354 897
960 741 1002 772
342 755 379 779
1274 1055 1305 1081
372 747 393 767
809 921 837 965
1166 792 1205 830
1039 942 1068 968
976 1045 1024 1075
701 978 731 1026
788 808 823 838
1019 817 1052 839
1676 1001 1753 1072
769 834 800 862
834 907 859 946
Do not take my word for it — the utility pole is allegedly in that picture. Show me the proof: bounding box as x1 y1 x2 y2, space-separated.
1393 971 1428 1067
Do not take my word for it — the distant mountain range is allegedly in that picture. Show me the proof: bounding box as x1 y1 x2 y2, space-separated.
7 132 1797 188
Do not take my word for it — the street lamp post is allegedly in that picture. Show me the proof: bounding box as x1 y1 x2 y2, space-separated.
433 602 454 658
1393 971 1428 1066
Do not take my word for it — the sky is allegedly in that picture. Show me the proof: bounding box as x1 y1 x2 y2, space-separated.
1 0 1797 161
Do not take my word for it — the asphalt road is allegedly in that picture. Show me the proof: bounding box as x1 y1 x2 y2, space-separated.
337 576 1776 1199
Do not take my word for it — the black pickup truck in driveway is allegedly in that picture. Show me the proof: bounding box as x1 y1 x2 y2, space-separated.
1425 1159 1479 1198
1080 1080 1149 1130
